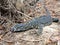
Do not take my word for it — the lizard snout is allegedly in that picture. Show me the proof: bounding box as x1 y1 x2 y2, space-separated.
10 27 16 32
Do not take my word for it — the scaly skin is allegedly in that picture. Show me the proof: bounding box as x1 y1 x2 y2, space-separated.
10 17 59 35
10 3 52 35
10 1 59 35
11 14 52 35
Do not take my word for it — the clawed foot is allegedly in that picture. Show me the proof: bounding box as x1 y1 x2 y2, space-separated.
36 31 42 36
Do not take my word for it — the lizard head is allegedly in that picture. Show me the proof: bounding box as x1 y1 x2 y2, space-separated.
10 24 26 32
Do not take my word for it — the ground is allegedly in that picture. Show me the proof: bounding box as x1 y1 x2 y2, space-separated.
0 0 60 45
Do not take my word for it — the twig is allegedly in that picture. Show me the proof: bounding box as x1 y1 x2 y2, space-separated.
8 0 33 19
0 16 15 25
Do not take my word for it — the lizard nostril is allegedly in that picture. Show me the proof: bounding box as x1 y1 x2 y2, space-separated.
10 28 15 32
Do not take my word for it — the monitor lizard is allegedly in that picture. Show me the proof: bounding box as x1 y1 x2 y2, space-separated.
10 1 59 35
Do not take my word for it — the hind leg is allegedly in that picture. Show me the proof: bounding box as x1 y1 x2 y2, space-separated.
37 24 44 36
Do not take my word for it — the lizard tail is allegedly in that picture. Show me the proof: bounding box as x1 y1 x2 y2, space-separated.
52 18 59 22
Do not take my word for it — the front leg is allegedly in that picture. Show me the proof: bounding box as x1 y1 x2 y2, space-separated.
37 24 44 35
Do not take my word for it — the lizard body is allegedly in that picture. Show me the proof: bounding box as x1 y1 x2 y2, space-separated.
10 0 59 35
11 15 59 34
11 13 52 35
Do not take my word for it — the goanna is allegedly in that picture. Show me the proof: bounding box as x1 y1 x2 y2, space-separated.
10 4 59 35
